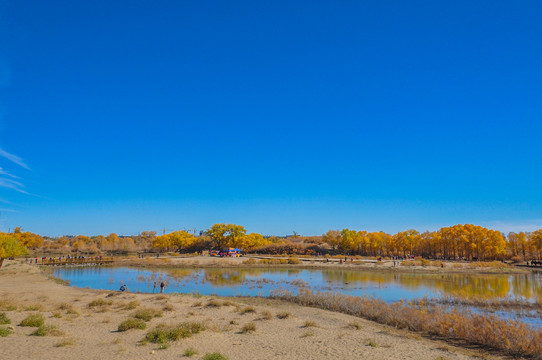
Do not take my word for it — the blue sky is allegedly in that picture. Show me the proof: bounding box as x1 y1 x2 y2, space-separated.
0 1 541 236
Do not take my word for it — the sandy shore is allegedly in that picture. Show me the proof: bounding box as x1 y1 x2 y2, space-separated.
0 260 511 360
118 254 527 275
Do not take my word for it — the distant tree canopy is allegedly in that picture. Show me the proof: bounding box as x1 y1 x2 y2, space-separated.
0 232 28 268
6 223 542 260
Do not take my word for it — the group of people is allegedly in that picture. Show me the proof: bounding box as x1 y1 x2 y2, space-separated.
119 280 166 293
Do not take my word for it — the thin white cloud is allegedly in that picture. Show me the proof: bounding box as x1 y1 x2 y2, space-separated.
0 178 29 195
0 148 29 170
0 166 19 179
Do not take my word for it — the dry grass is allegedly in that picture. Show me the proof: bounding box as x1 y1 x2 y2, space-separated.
54 338 76 347
240 306 256 315
0 299 18 311
0 312 10 325
272 289 542 358
88 298 113 308
31 325 64 336
240 322 256 333
133 308 163 322
120 300 140 310
276 311 291 319
0 326 12 337
302 320 317 328
258 310 273 320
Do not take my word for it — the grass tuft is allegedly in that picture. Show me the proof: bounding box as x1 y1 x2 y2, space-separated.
88 298 113 308
202 353 228 360
54 338 76 347
144 322 205 344
240 306 256 315
133 308 163 322
31 325 64 336
118 318 147 332
0 312 10 325
276 311 291 319
259 310 273 320
20 313 45 327
240 322 256 333
302 320 317 328
183 348 198 357
0 326 12 337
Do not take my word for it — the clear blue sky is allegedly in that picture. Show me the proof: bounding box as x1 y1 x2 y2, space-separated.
0 1 541 236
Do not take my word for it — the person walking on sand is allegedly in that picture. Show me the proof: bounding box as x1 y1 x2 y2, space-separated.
160 281 165 293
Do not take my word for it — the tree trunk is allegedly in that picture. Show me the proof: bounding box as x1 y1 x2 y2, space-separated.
0 258 4 268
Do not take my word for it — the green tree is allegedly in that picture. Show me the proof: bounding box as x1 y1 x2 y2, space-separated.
0 233 28 268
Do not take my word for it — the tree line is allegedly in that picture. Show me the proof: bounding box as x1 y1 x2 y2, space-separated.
2 224 542 263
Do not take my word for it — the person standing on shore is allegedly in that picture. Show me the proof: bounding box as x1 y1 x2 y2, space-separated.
153 281 157 293
160 281 165 293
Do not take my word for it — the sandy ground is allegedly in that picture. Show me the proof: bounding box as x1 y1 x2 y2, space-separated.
119 254 525 275
0 260 512 360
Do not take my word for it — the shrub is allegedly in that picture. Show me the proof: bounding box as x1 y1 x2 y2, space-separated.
241 322 256 333
20 313 44 327
122 300 140 310
183 348 198 357
302 320 317 328
367 340 378 347
276 311 291 319
31 325 64 336
24 304 43 311
259 310 273 320
347 321 361 330
288 257 301 264
240 306 256 315
133 308 163 321
88 298 113 308
118 318 147 331
0 326 12 337
54 338 76 347
0 312 10 325
205 299 223 308
202 353 228 360
144 322 205 344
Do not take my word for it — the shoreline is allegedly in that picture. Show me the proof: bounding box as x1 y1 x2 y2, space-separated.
0 260 516 360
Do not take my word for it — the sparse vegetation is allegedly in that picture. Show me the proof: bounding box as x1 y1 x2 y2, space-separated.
240 306 256 315
121 300 140 310
206 299 223 307
118 318 147 331
367 340 378 347
55 338 76 347
183 348 198 357
202 353 228 360
0 326 12 337
20 313 44 327
347 321 361 330
0 312 10 325
88 298 113 308
272 289 542 357
240 322 256 333
133 308 163 321
31 325 64 336
259 310 273 320
276 311 291 319
302 320 317 328
144 322 205 344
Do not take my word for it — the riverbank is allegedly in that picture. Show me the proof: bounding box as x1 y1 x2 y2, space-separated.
115 254 529 275
0 260 511 360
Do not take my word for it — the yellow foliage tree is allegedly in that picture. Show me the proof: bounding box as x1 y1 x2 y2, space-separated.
0 233 28 268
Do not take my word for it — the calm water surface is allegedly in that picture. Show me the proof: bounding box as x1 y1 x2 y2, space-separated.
54 266 542 301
